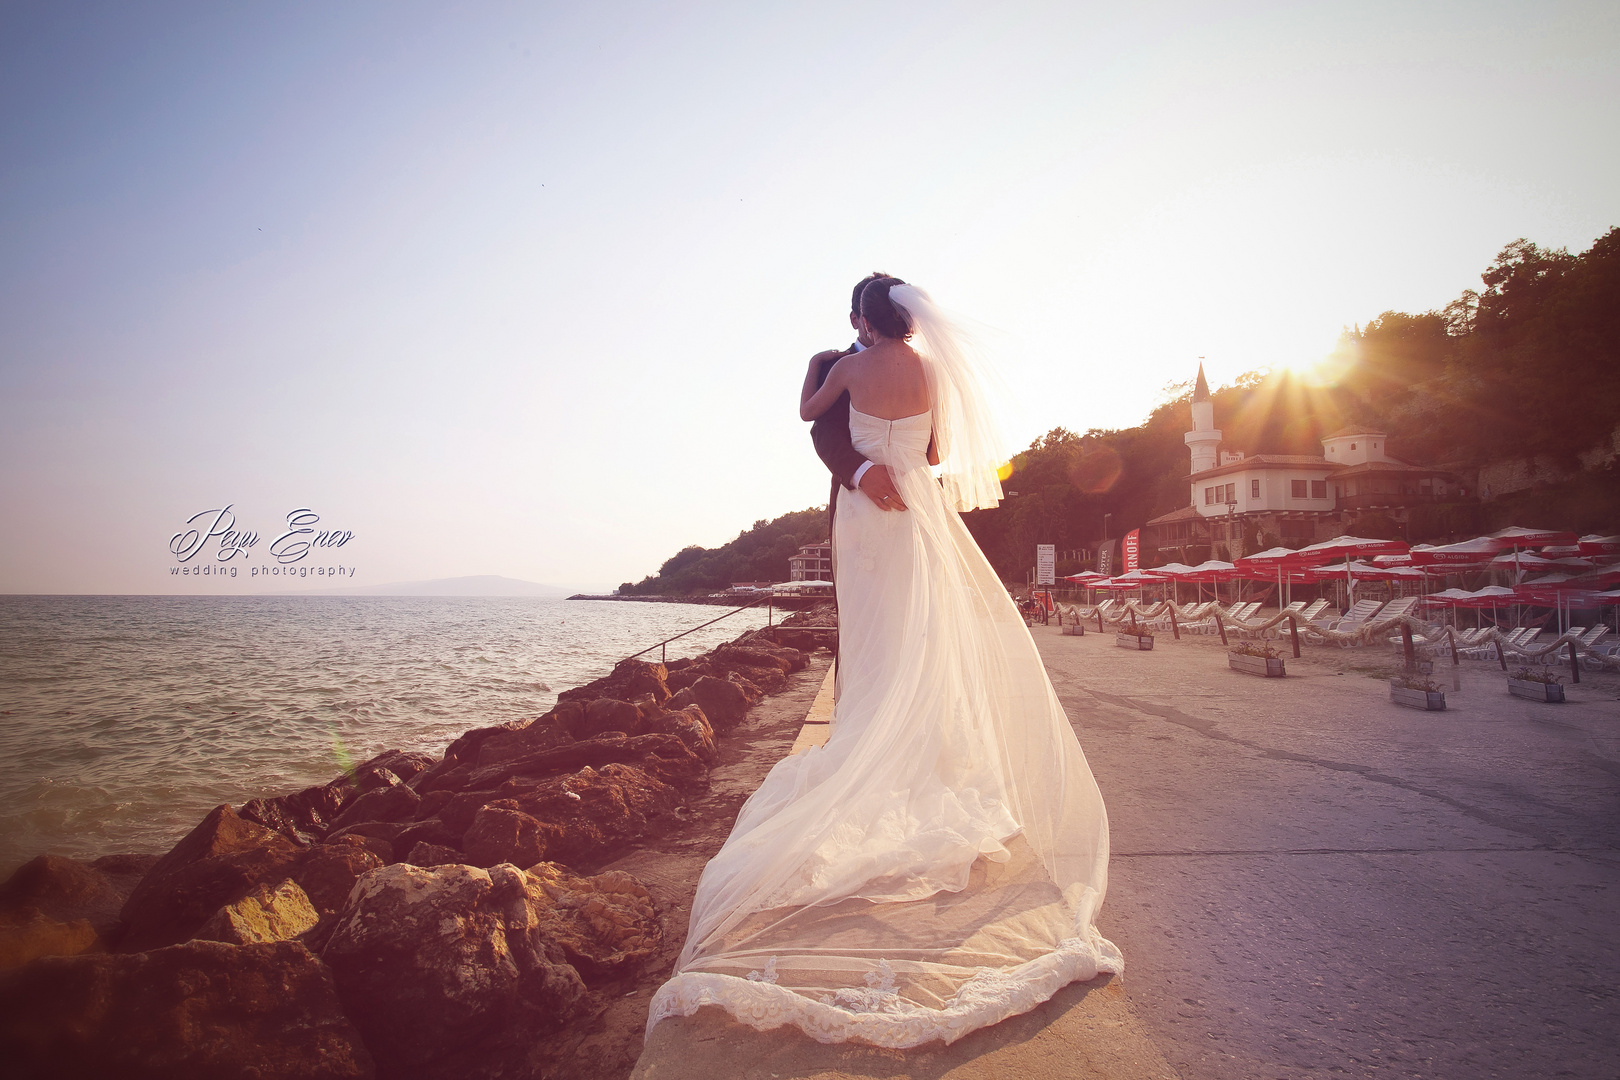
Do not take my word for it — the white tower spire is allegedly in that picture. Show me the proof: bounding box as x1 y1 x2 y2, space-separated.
1184 362 1221 477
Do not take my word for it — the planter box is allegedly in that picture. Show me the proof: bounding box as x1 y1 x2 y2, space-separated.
1061 624 1086 636
1507 678 1565 703
1229 653 1285 678
1115 633 1154 651
1389 682 1446 711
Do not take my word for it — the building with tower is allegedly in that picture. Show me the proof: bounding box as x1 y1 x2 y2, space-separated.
1143 364 1458 564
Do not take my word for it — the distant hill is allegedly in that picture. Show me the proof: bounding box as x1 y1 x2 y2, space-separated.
301 575 602 597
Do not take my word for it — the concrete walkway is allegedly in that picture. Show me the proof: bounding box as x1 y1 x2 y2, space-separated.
633 628 1620 1078
1041 626 1620 1079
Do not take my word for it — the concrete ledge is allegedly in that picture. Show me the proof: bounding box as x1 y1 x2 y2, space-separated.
788 664 836 756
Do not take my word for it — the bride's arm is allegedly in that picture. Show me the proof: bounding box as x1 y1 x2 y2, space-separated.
801 354 852 421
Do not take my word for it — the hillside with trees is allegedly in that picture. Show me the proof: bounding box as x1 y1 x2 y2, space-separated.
626 230 1618 592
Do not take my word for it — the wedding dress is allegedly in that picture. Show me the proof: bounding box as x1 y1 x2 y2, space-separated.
647 288 1121 1047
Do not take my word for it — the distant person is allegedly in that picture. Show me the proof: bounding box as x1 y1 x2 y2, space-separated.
648 277 1120 1048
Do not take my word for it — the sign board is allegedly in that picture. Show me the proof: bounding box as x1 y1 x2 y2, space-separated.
1123 529 1141 573
1095 542 1112 577
1035 544 1055 585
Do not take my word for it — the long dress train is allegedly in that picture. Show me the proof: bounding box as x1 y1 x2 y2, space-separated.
646 403 1121 1047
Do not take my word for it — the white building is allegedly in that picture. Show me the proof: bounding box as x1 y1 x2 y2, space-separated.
1145 364 1454 562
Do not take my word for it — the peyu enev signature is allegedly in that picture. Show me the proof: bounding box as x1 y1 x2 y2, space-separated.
169 505 354 564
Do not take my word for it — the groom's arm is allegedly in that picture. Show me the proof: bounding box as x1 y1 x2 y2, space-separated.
808 351 907 510
809 350 867 491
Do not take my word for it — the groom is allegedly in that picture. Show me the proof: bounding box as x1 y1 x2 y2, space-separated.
809 272 909 539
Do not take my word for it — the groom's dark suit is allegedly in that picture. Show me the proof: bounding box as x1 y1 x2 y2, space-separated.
809 346 868 544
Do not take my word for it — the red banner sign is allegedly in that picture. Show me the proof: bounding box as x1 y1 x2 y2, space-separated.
1123 529 1140 572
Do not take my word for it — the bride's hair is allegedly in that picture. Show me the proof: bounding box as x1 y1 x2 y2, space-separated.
860 276 913 339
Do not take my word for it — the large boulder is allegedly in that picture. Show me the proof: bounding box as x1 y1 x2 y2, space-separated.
321 863 585 1080
473 713 576 769
462 805 562 868
558 659 670 706
118 804 305 953
240 775 357 843
0 912 98 970
409 719 536 794
460 731 706 792
525 862 661 979
668 675 751 730
294 843 386 919
0 852 158 963
496 763 682 867
327 782 421 832
581 697 642 739
644 704 718 765
0 939 373 1079
194 879 320 945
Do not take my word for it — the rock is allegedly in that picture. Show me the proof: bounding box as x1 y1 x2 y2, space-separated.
581 697 642 739
728 671 766 705
463 805 563 868
473 715 574 769
721 661 787 694
668 675 751 730
664 663 713 693
0 853 138 941
323 832 395 866
195 879 320 945
645 704 718 765
411 720 534 793
412 787 456 820
498 763 681 867
559 659 670 706
355 749 436 785
295 844 385 917
323 820 410 856
436 789 506 835
405 843 461 868
0 939 374 1079
354 766 402 795
0 912 99 969
762 626 831 653
525 863 661 980
118 804 305 953
328 782 421 831
392 818 463 860
461 731 706 792
241 777 357 842
714 643 804 674
322 862 585 1080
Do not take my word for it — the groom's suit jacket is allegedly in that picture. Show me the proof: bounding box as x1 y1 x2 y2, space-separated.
809 345 868 543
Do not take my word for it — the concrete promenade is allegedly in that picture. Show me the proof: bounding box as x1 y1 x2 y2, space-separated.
633 627 1620 1078
1043 625 1620 1078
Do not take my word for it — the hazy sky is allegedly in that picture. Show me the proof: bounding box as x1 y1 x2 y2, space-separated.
2 1 1616 593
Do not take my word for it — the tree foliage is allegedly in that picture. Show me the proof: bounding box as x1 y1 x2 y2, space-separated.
618 507 827 595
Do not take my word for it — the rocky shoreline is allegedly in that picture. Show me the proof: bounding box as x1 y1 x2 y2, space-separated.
0 605 838 1080
567 593 828 609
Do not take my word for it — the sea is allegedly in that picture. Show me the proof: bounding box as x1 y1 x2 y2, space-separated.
0 595 771 876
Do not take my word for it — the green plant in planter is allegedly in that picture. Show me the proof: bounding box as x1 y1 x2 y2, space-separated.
1230 642 1281 659
1391 674 1441 692
1510 668 1562 685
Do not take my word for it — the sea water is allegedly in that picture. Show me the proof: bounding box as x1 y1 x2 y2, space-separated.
0 595 770 875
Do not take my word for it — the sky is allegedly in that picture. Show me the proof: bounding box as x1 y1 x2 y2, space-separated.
2 1 1616 594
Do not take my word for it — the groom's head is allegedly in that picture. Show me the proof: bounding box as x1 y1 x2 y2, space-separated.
851 271 888 346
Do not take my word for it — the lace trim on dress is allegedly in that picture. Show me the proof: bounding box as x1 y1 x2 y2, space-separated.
647 919 1124 1048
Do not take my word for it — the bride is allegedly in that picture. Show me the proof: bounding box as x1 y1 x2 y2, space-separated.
646 277 1121 1047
